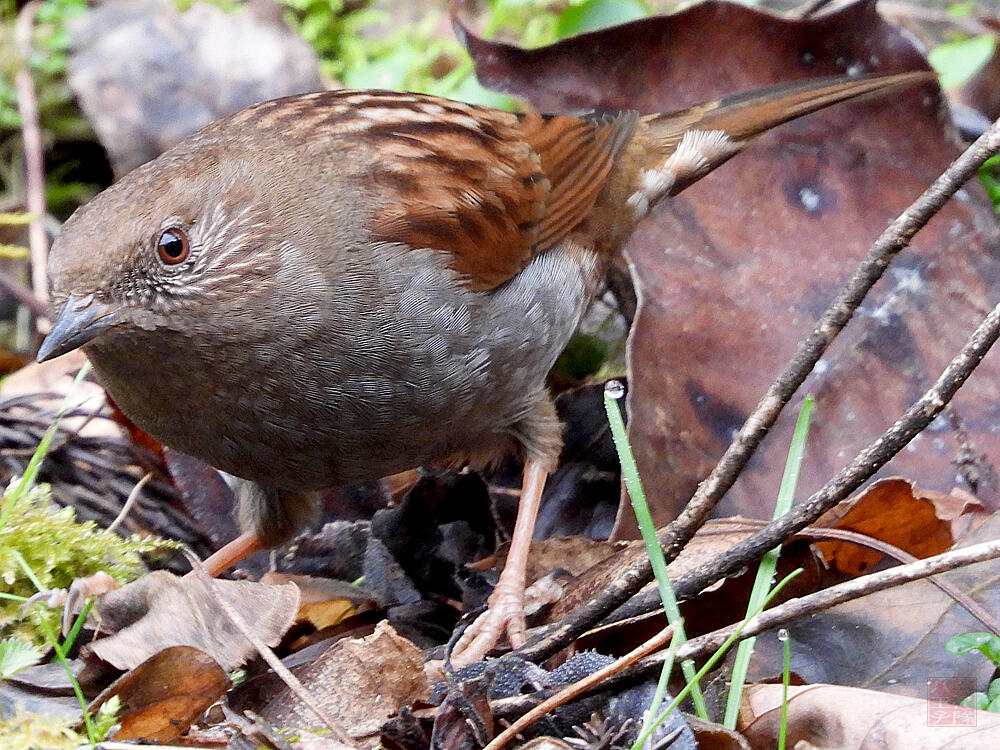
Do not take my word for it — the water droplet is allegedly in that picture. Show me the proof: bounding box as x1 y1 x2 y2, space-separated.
605 380 626 400
777 628 789 642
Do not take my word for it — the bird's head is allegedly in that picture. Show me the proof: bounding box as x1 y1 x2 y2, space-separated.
38 142 281 362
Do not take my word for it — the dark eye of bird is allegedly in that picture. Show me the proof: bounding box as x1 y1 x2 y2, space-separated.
157 228 190 265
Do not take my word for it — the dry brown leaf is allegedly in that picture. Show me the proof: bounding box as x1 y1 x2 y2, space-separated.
260 620 430 745
88 645 229 743
457 0 1000 533
687 714 752 750
814 477 988 574
85 570 299 672
741 683 1000 749
261 573 377 630
747 510 1000 697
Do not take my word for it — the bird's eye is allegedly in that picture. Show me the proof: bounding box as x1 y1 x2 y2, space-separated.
157 228 190 265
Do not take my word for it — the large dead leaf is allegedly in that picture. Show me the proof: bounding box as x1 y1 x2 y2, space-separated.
741 683 1000 749
457 0 1000 529
85 571 299 672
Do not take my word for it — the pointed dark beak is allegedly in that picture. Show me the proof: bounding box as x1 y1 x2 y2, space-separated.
37 293 121 362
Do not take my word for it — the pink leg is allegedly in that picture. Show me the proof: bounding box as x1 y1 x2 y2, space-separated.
199 530 266 577
451 459 548 665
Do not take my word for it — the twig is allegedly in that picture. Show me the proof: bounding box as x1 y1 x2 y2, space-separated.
14 0 49 325
480 537 1000 717
667 296 1000 603
802 527 1000 636
669 537 1000 665
107 471 152 534
182 549 360 748
519 113 1000 662
481 625 675 750
618 520 1000 636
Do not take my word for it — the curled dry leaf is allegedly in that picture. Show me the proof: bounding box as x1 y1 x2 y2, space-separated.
85 570 299 672
741 683 1000 750
814 477 988 575
686 714 752 750
88 645 229 743
747 511 1000 697
262 572 378 631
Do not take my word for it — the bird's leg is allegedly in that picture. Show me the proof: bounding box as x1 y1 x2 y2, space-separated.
199 530 266 576
199 481 319 576
451 458 548 665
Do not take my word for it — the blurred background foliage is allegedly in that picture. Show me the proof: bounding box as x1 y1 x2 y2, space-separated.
0 0 660 222
1 0 996 228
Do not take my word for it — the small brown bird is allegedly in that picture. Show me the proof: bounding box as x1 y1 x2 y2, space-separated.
38 72 929 663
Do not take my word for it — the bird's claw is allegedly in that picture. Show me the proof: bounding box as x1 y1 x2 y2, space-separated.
449 586 527 667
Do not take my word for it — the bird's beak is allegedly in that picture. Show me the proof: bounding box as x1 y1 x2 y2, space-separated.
37 293 121 362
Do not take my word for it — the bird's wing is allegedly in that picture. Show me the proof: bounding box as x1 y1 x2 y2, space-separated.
358 92 637 290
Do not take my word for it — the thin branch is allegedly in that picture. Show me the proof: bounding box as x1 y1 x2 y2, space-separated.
617 520 1000 636
14 1 49 325
667 296 1000 603
519 113 1000 662
670 537 1000 664
481 625 675 750
802 527 1000 635
107 471 152 534
492 537 1000 719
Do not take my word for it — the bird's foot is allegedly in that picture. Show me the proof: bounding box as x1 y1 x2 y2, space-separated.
449 579 527 667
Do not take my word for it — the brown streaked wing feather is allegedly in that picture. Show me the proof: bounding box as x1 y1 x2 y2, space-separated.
517 111 638 252
367 94 638 291
369 103 549 291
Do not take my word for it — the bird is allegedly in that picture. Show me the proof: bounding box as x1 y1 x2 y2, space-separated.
37 71 930 664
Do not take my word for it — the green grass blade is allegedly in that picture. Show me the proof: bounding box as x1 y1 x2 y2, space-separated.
603 382 708 732
778 628 791 750
634 569 803 748
723 396 813 728
0 362 92 530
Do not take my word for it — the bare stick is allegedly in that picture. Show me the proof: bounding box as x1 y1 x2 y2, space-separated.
671 537 1000 664
14 1 49 324
519 114 1000 662
802 527 1000 635
493 538 1000 718
618 521 1000 636
107 471 152 534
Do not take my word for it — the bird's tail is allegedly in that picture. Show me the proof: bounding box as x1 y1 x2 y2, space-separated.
628 71 935 216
